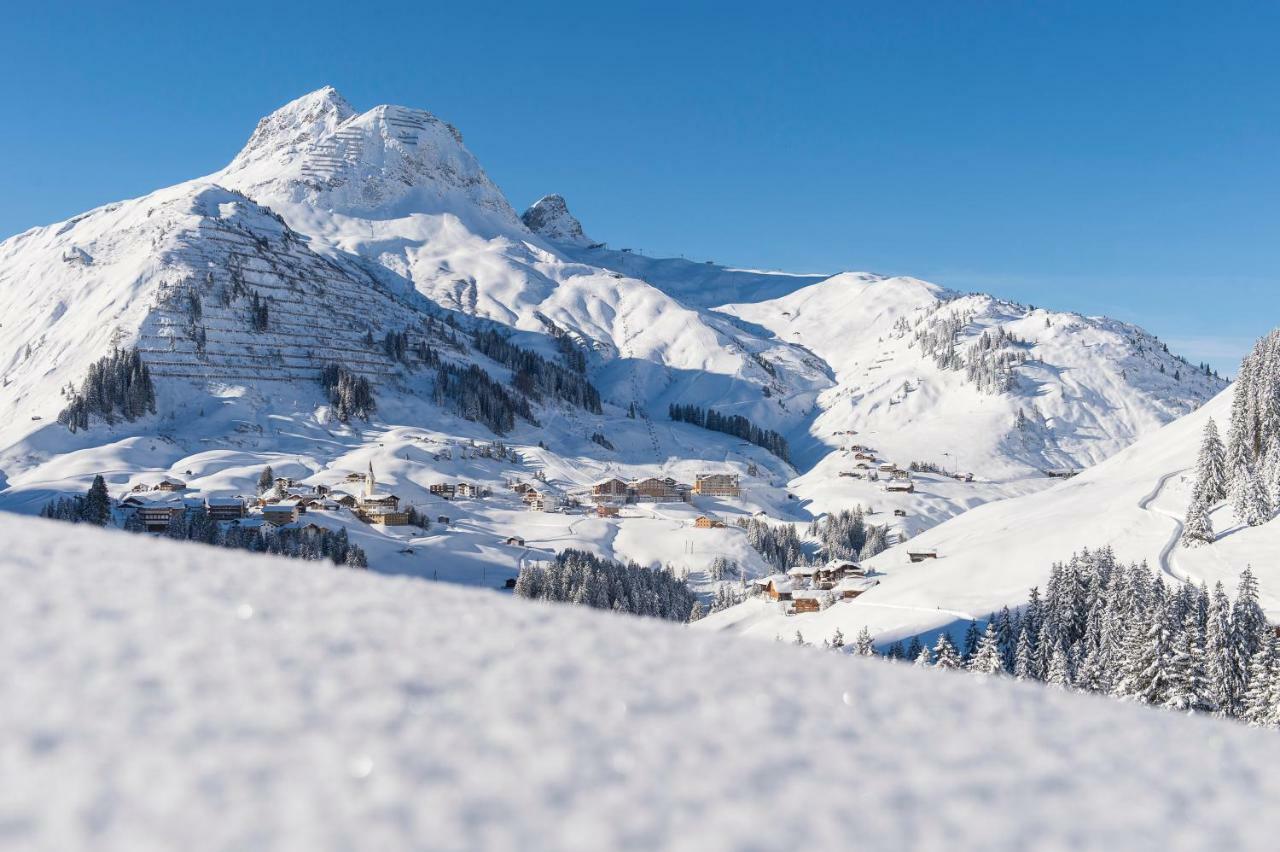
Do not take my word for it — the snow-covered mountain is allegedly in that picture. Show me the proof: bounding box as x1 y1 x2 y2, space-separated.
8 513 1280 850
0 86 1225 582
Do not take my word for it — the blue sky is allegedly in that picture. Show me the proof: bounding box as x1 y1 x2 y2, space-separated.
3 2 1275 373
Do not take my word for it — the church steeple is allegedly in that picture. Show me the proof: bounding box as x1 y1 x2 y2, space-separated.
365 461 375 497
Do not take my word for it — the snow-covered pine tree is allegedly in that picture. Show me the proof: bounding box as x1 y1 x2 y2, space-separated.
257 466 274 494
831 628 846 650
1013 626 1039 681
1180 494 1215 547
1205 582 1242 715
961 620 981 662
1046 644 1072 690
1164 602 1215 713
969 622 1005 675
913 646 932 667
82 475 112 527
932 633 962 670
1192 418 1229 504
1241 639 1277 726
854 627 875 656
1230 461 1272 527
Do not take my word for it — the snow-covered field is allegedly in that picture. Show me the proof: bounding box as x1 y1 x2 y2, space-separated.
5 513 1280 850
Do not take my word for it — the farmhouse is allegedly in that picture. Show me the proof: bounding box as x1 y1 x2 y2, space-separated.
154 478 187 493
884 480 915 493
693 473 741 498
596 503 621 518
752 575 795 601
791 592 823 614
694 515 725 529
907 550 939 563
505 536 526 547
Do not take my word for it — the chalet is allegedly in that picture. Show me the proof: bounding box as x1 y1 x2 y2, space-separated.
333 493 358 508
154 478 187 493
429 483 457 499
273 476 296 490
693 473 741 498
821 559 863 581
791 593 822 614
835 576 879 599
597 503 621 518
907 550 938 563
894 508 908 517
505 536 526 547
878 463 896 472
123 495 186 533
752 575 794 601
694 515 725 529
855 462 871 470
262 501 301 525
890 469 911 481
204 497 245 521
510 481 532 494
590 477 630 503
456 482 486 499
437 515 450 525
854 452 875 462
884 481 915 493
1044 468 1082 479
344 472 367 483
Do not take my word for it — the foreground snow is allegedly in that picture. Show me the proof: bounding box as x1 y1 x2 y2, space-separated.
3 514 1280 850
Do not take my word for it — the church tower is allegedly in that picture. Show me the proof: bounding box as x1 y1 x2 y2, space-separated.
365 461 375 498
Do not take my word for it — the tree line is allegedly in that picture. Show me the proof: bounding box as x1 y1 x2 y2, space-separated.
513 548 698 622
1183 328 1280 543
668 403 791 464
58 347 157 432
471 328 602 413
825 548 1280 724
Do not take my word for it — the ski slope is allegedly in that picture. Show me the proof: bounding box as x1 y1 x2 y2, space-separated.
6 514 1280 850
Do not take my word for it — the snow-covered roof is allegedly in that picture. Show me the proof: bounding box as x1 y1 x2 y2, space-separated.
835 577 879 593
787 566 819 576
205 497 244 507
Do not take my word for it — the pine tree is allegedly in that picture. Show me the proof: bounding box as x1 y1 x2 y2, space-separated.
1205 582 1242 715
1241 639 1276 726
968 622 1005 675
1164 604 1214 713
82 475 112 526
831 628 846 650
1013 626 1039 681
1230 462 1272 527
854 627 874 656
258 466 274 494
1046 644 1072 689
1192 418 1229 504
913 646 932 667
1180 494 1215 547
961 620 981 662
906 635 924 661
932 633 962 670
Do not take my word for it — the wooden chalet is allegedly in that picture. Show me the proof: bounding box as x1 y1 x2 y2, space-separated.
907 550 938 563
262 501 301 525
505 536 526 546
154 478 187 493
694 515 725 529
751 575 794 601
835 576 879 599
590 477 630 502
884 481 915 493
596 503 621 518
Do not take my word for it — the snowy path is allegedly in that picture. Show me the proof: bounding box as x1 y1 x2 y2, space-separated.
1137 468 1190 583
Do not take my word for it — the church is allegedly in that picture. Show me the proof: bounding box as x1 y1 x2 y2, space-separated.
357 463 410 526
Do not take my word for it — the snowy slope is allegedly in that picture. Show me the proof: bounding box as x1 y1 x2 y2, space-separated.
0 85 1225 584
6 514 1280 851
701 380 1280 648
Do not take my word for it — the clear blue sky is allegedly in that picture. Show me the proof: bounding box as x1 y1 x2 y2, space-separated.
3 2 1276 373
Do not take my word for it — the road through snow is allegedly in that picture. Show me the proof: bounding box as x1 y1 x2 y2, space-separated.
1137 468 1190 583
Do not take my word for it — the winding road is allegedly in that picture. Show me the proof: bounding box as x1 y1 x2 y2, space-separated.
1137 468 1191 583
